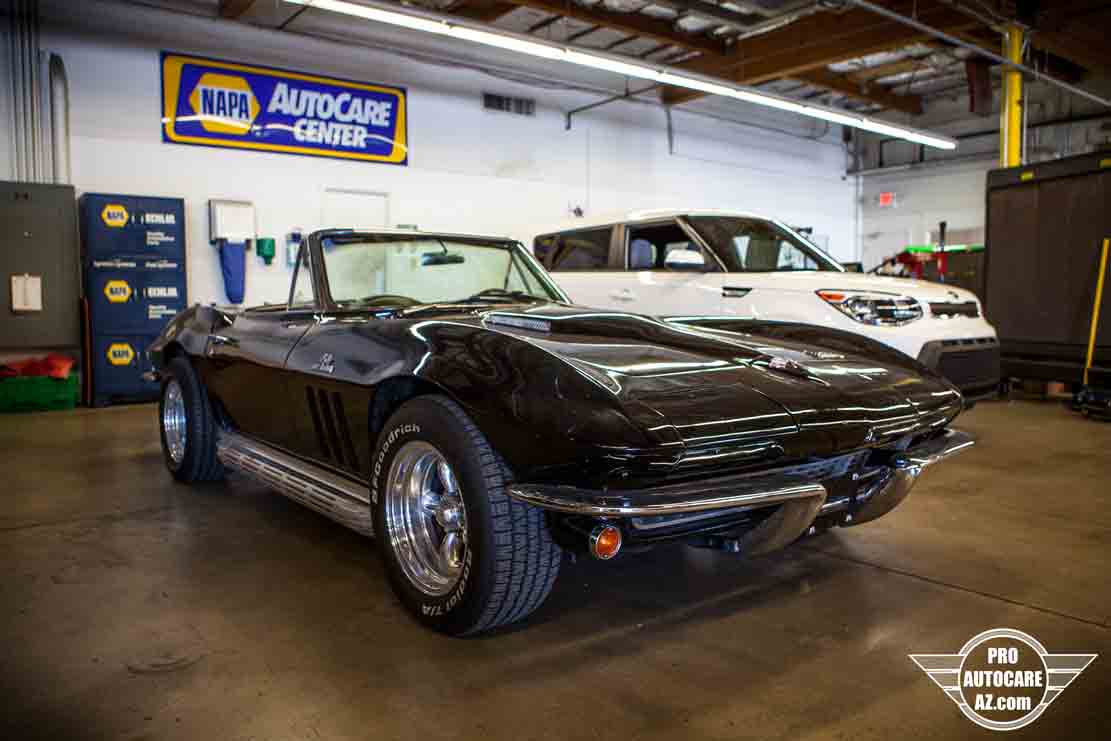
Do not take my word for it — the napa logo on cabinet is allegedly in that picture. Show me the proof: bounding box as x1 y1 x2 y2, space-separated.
160 51 407 165
103 279 133 304
106 342 136 366
101 203 130 228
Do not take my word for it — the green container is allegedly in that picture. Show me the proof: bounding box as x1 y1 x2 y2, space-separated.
256 237 276 265
0 374 79 413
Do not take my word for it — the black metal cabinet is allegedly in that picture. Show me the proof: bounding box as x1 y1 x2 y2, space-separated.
985 152 1111 385
0 182 80 351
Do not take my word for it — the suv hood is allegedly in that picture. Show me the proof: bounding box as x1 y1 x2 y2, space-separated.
741 270 980 302
482 305 962 465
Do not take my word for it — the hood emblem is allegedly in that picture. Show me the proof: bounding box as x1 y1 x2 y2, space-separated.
803 349 845 360
767 355 810 377
312 352 335 374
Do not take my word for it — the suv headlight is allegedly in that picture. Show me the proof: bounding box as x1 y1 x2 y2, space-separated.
817 290 923 326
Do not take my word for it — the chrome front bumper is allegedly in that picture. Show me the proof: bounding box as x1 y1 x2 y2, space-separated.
507 429 975 549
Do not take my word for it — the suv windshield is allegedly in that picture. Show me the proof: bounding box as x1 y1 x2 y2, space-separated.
320 234 562 307
686 215 842 273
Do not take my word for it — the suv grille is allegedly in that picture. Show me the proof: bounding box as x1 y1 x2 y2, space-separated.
937 341 1000 390
929 301 980 318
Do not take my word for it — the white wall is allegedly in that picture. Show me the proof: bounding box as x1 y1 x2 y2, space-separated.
29 0 858 307
859 160 988 269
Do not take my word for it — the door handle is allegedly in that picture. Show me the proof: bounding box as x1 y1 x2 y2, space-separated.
722 286 751 298
610 289 636 302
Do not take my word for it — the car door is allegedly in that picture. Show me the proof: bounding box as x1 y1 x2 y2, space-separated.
202 246 317 452
536 226 623 309
616 219 725 317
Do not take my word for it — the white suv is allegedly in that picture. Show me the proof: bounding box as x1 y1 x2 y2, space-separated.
533 209 1000 400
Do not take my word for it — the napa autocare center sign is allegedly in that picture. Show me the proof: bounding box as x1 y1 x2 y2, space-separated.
160 52 407 165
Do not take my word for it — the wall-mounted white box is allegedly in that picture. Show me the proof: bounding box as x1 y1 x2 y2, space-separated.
10 274 43 312
208 200 256 243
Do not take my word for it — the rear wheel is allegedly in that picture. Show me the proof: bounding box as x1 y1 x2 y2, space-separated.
158 355 224 483
371 395 561 635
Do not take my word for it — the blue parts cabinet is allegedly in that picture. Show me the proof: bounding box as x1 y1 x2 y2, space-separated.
81 194 186 406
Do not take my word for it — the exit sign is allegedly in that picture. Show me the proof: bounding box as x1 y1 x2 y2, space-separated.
877 191 898 208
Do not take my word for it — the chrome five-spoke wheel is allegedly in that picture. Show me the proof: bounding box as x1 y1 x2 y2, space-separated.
383 441 468 597
162 379 187 465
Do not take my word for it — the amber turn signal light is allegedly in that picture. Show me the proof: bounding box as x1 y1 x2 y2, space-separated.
589 524 622 560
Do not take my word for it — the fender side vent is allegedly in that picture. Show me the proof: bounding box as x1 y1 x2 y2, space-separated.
330 391 359 469
305 387 332 461
314 388 345 468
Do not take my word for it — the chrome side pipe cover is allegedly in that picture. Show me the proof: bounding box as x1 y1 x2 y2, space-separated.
215 430 374 537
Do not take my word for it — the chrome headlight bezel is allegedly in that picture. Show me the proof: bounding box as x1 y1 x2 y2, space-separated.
817 290 923 326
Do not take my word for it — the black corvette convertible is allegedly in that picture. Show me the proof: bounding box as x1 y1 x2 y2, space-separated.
148 228 973 635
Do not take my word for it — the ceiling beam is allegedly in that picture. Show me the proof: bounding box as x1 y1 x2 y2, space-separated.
449 2 520 23
494 0 726 55
794 68 923 114
218 0 256 19
660 1 978 105
1028 29 1111 75
843 46 939 83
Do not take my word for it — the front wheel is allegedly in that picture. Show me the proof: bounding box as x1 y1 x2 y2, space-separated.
158 355 224 483
371 395 561 635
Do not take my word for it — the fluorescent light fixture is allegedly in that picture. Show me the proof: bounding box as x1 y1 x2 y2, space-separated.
452 26 567 60
285 0 958 150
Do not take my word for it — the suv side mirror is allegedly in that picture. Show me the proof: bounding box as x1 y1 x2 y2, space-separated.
664 249 705 272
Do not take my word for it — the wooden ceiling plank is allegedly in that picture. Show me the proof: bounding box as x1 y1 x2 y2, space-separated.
218 0 256 19
795 68 923 114
660 4 978 105
449 1 520 23
490 0 725 55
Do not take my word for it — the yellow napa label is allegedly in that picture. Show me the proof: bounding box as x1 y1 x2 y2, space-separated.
1019 171 1034 181
188 72 260 135
106 342 135 366
103 279 132 303
1100 158 1110 169
101 203 129 228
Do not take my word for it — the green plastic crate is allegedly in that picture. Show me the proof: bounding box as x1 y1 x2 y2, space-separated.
0 374 79 413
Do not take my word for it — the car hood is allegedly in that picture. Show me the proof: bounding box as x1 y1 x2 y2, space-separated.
480 304 962 464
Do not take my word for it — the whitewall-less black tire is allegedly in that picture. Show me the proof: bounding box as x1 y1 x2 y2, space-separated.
371 395 561 635
159 355 224 483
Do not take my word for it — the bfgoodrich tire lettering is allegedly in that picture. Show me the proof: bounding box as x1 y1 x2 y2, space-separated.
372 395 561 635
159 355 224 483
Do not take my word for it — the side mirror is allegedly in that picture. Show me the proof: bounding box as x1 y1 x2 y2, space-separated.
664 248 705 272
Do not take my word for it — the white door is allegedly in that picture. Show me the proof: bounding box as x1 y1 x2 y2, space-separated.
618 219 723 317
322 188 389 229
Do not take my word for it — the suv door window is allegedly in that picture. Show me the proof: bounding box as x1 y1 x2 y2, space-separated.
625 221 719 272
535 228 612 271
686 215 840 272
733 234 820 271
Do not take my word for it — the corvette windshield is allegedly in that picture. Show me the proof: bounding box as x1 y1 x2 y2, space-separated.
686 215 843 272
320 235 562 307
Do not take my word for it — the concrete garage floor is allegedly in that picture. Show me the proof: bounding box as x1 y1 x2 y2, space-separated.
1 400 1108 740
